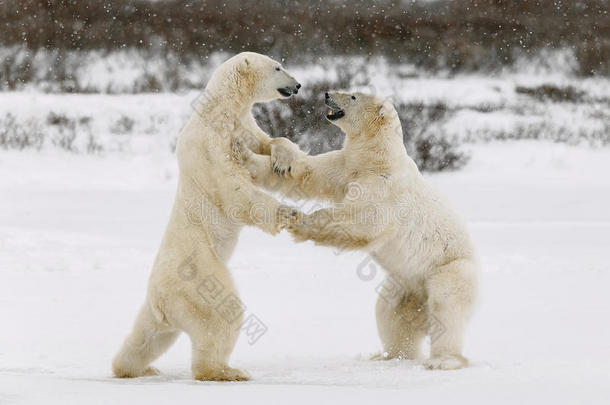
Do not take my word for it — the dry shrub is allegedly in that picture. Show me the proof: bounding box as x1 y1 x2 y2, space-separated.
516 85 586 103
0 0 607 76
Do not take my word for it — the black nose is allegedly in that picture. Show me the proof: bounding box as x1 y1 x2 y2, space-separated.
296 83 301 89
325 92 329 99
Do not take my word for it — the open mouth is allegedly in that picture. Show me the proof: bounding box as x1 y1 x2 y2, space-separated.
277 88 293 97
325 99 345 121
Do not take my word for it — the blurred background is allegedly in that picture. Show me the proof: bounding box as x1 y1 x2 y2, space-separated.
1 0 608 171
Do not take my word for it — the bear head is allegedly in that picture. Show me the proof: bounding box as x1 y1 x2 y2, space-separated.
324 91 401 140
207 52 301 104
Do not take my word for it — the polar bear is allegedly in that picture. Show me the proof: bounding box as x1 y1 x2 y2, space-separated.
112 52 302 381
237 91 478 370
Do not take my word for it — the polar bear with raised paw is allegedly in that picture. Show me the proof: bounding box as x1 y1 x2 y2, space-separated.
113 52 302 381
237 91 478 370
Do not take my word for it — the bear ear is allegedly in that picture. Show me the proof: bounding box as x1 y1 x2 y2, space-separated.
378 101 391 118
236 56 250 73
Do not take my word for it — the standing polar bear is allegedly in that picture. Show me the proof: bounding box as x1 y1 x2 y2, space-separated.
239 92 478 369
113 52 301 381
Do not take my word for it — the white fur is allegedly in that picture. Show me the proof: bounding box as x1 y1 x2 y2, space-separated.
240 92 478 369
112 52 300 381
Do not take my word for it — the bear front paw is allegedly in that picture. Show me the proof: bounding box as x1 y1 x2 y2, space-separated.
286 217 313 243
270 137 301 176
276 205 302 232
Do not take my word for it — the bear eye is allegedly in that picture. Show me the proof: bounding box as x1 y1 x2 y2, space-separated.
275 66 281 72
351 95 356 100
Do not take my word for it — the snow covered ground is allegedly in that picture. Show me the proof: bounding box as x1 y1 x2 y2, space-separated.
1 140 609 404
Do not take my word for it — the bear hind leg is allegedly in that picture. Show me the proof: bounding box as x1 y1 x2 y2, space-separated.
184 308 249 381
374 282 428 361
113 303 180 378
424 258 477 370
171 281 249 381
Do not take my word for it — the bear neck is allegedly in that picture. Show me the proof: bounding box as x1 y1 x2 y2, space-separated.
198 67 258 119
196 90 254 120
343 128 413 175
